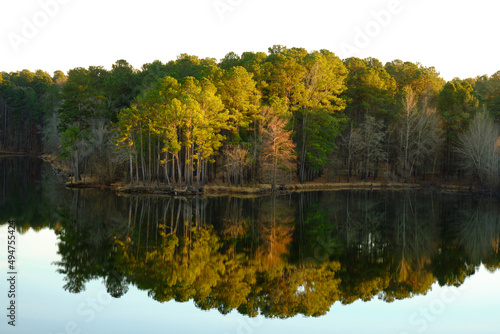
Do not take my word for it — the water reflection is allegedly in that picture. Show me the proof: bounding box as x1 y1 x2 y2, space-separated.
0 156 58 231
52 192 500 318
1 157 500 318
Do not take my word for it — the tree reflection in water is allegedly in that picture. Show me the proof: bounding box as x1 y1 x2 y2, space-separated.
3 171 497 318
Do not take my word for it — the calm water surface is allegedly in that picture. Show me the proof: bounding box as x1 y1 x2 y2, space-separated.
0 156 499 334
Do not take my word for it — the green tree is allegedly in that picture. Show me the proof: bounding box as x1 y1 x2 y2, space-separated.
438 80 479 138
139 60 168 89
58 67 106 132
165 54 203 80
58 67 109 180
104 60 139 121
219 51 241 70
262 47 348 182
437 79 480 177
475 71 500 120
0 69 52 152
60 124 87 182
218 66 261 134
297 50 348 182
343 57 397 123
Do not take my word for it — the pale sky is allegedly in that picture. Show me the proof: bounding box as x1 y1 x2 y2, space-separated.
1 0 499 81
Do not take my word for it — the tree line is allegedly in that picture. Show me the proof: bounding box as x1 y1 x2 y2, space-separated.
1 46 499 190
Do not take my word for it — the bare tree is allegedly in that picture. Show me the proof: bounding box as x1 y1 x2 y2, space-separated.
224 145 250 187
398 88 418 181
410 106 443 181
397 88 444 182
342 123 361 183
88 119 127 185
457 109 500 188
41 112 61 155
355 115 386 180
76 136 92 183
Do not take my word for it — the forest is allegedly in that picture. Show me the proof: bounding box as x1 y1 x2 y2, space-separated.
1 45 500 191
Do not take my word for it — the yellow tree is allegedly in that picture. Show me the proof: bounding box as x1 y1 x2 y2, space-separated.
193 78 231 191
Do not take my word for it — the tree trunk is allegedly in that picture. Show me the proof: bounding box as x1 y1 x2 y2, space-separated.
140 122 146 186
201 148 206 186
3 100 7 148
176 153 182 188
148 118 152 187
129 144 134 188
189 143 195 187
157 139 160 187
299 111 308 184
172 152 176 189
164 151 171 186
74 149 80 182
196 155 201 193
347 125 353 183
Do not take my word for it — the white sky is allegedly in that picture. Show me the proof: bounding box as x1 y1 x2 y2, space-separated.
0 0 498 81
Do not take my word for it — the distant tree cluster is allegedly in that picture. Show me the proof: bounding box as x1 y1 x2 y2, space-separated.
1 46 499 189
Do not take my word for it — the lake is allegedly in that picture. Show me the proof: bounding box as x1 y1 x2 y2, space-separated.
0 156 499 334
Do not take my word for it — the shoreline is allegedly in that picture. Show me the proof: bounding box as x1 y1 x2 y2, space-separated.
0 150 41 157
119 182 490 197
66 178 486 198
30 153 498 197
